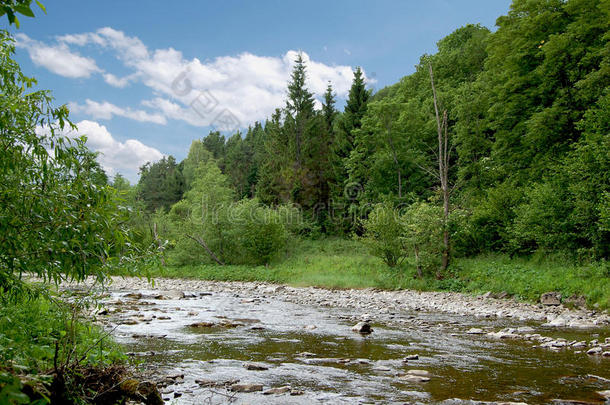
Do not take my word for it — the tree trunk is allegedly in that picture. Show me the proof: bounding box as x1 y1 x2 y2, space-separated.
153 222 166 266
429 63 451 276
386 123 402 199
186 234 225 265
414 245 423 278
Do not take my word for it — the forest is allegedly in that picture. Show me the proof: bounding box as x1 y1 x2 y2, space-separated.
116 0 609 295
0 0 609 403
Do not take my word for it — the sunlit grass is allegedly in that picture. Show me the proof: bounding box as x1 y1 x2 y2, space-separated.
130 238 610 310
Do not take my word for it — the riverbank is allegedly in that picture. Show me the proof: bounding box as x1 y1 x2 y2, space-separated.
99 276 609 328
125 238 610 310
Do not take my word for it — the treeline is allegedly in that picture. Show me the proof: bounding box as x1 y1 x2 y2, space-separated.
119 0 609 270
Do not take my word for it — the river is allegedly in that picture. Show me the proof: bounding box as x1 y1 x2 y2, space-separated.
90 278 610 404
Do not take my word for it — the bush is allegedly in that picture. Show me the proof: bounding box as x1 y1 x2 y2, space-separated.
403 201 444 277
228 199 289 265
359 202 407 267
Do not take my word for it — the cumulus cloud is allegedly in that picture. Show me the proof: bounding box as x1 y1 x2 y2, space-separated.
27 27 375 129
15 33 101 78
69 99 167 125
69 120 163 180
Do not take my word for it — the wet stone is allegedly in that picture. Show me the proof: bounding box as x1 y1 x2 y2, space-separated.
352 321 373 334
244 363 269 371
263 386 291 395
230 383 264 392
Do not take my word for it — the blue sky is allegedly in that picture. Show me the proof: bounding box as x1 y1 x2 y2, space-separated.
5 0 512 182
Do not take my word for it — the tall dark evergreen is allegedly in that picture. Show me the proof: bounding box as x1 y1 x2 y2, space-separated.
285 53 316 167
322 82 337 132
331 67 371 232
137 156 186 212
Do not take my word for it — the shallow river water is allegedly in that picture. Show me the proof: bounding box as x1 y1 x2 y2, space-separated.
99 287 610 404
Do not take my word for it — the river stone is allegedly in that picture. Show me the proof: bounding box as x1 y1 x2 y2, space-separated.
541 292 562 306
487 331 519 339
406 369 431 377
564 295 587 308
466 328 485 334
399 374 430 383
154 290 185 300
602 351 610 357
230 383 264 392
263 386 291 395
597 390 610 400
244 363 269 370
403 354 419 361
586 346 602 355
352 321 373 334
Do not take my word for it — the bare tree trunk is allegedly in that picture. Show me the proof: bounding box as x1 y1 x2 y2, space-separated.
153 222 166 266
429 63 450 276
414 245 423 278
186 234 225 265
387 133 403 199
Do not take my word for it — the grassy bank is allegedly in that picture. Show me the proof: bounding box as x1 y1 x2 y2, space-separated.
131 238 610 310
0 292 126 403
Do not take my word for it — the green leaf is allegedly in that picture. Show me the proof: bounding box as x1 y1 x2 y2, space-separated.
35 1 46 14
14 5 35 18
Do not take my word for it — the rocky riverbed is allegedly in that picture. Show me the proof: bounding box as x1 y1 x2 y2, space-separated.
65 277 610 404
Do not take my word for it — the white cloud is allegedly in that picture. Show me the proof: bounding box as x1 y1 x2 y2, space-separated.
69 99 167 125
28 27 374 129
103 72 137 88
70 120 163 180
15 33 101 78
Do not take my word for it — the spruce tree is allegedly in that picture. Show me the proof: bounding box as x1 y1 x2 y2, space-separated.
286 53 315 166
331 67 371 233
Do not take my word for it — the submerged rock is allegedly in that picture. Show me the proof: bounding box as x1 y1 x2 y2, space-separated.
352 321 373 334
399 369 432 383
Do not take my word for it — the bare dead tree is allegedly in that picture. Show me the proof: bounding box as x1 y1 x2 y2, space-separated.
378 103 403 199
153 222 166 266
186 234 225 265
428 62 451 275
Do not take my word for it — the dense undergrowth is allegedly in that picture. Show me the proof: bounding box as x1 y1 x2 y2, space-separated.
0 292 126 404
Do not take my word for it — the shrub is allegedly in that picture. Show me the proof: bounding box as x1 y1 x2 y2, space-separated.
229 199 288 265
403 201 444 277
359 202 407 267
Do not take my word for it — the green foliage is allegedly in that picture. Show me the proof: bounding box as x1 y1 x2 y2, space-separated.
226 199 289 265
137 155 185 212
359 202 406 267
0 0 45 28
403 202 445 276
0 31 137 297
165 160 289 266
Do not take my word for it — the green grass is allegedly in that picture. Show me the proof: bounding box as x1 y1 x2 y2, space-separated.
130 238 610 310
0 292 126 402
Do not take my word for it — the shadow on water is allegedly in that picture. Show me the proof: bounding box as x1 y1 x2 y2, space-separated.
102 289 610 404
